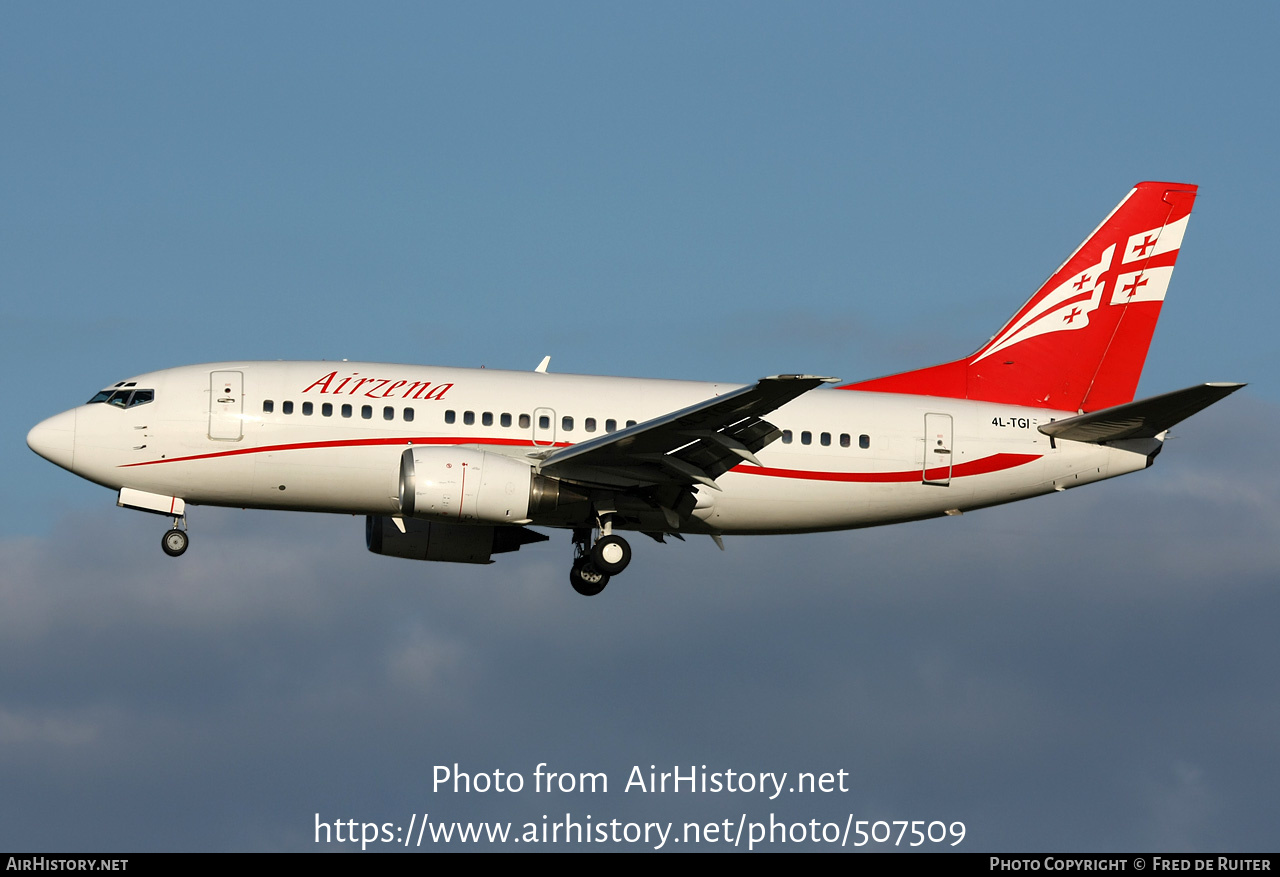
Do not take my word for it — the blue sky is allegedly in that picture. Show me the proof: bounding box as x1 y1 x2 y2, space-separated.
2 2 1277 851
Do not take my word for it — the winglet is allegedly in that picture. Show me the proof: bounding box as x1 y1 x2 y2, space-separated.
535 356 551 374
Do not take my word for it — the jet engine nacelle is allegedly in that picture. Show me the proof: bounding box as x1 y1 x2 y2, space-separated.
398 446 574 524
365 515 549 564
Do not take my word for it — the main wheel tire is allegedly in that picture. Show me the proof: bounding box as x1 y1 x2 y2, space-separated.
570 561 609 596
161 528 189 557
591 534 631 576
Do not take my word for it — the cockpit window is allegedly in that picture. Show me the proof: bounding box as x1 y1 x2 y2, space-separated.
88 388 154 408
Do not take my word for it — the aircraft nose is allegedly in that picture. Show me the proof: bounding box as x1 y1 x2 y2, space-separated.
27 409 76 471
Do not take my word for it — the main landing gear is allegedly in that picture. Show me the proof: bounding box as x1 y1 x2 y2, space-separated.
161 516 189 557
569 557 609 597
569 520 633 596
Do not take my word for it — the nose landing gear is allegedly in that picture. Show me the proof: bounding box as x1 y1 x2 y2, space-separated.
161 516 188 557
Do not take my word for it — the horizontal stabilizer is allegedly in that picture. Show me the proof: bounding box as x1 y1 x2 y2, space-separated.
1038 382 1245 443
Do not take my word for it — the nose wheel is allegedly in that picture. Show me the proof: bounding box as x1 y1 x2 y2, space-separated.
161 517 189 557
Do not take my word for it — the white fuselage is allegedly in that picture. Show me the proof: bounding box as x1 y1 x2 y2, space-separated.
37 361 1159 535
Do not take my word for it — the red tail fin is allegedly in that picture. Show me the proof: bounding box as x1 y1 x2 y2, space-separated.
840 181 1198 412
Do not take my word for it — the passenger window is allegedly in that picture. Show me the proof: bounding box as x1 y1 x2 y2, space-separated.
482 412 493 427
859 434 870 449
302 402 313 416
463 411 475 425
445 410 456 424
322 403 333 417
519 414 531 429
282 401 294 415
606 419 617 433
820 432 831 447
383 406 394 421
626 420 636 428
562 416 574 431
361 405 372 420
263 400 274 414
801 431 812 445
782 430 792 444
840 433 850 448
538 414 550 429
501 413 512 428
585 417 596 433
404 408 414 422
341 404 352 418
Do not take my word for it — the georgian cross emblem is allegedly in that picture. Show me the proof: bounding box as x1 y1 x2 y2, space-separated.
1122 273 1148 298
1132 234 1157 257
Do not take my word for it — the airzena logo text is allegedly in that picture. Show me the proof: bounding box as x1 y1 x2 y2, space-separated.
302 371 454 401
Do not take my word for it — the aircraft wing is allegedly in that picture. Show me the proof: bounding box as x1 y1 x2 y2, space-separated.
536 374 837 490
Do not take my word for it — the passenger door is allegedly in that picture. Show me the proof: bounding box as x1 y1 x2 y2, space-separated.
923 413 953 485
209 370 244 441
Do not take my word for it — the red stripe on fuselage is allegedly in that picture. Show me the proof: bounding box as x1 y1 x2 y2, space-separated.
733 452 1040 482
119 437 1040 483
117 435 563 467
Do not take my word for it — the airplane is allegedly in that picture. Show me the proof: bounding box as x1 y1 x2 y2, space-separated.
27 181 1244 596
